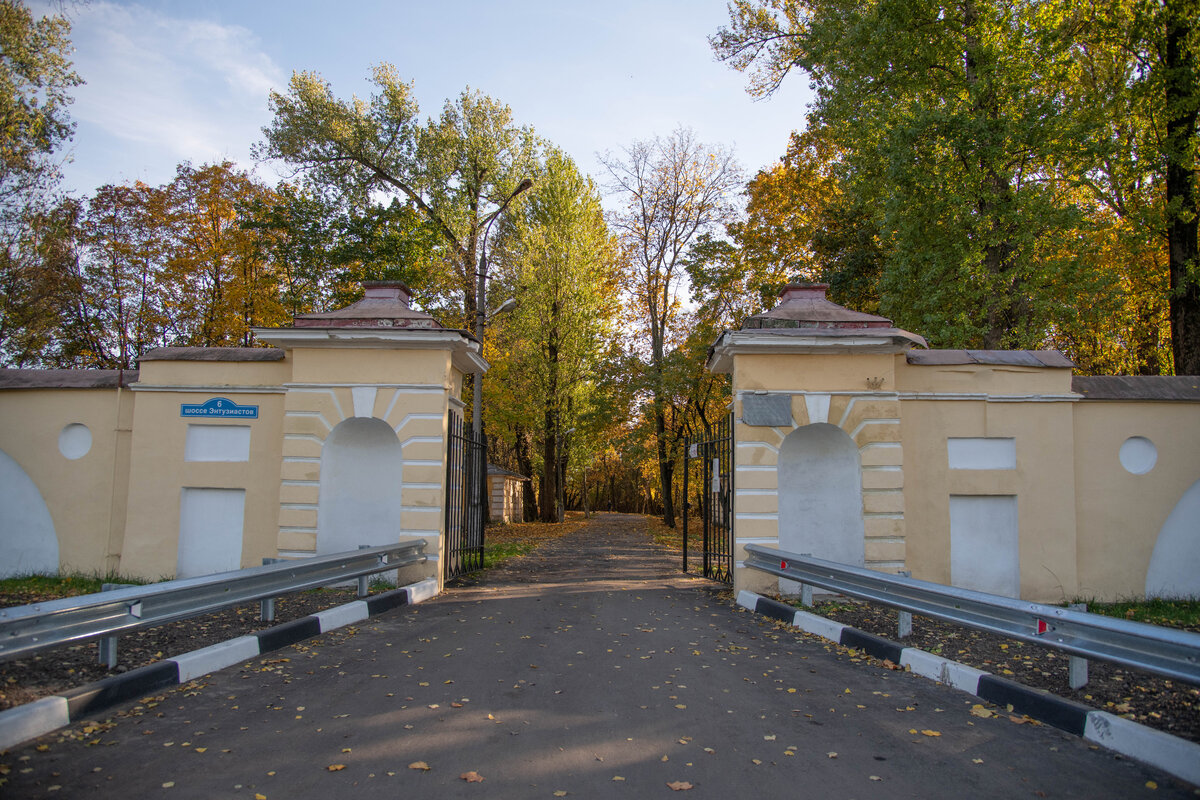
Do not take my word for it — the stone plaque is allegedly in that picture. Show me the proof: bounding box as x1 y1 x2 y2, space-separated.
742 393 792 427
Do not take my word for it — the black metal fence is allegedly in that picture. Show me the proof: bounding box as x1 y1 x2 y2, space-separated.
444 410 486 581
682 412 734 583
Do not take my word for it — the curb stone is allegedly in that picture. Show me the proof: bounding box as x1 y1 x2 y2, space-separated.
737 589 1200 787
0 577 439 752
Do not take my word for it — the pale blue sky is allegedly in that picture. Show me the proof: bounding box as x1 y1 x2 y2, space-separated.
36 0 812 200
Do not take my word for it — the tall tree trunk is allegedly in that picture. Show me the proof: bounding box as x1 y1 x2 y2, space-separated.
1165 0 1200 374
651 323 676 528
513 424 538 522
540 303 561 522
540 404 558 523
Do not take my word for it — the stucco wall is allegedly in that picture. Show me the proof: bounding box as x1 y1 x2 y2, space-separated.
1073 401 1200 599
0 386 133 576
725 347 1200 602
1 335 470 585
119 357 288 578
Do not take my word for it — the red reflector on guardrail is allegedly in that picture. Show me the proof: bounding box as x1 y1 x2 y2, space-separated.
780 560 789 570
1036 619 1049 635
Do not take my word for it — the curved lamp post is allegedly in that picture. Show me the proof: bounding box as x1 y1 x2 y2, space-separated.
473 178 533 437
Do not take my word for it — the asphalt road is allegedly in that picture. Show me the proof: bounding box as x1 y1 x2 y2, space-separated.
3 513 1190 798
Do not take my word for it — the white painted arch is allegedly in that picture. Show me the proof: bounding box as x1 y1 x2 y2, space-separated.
1145 478 1200 598
316 416 406 555
777 423 865 568
0 449 59 577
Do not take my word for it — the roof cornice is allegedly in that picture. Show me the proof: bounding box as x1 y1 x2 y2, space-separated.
250 327 488 375
706 328 926 374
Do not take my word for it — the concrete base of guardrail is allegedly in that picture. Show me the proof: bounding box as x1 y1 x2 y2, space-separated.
737 590 1200 788
0 578 439 752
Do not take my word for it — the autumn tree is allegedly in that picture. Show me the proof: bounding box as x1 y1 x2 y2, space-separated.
155 161 286 346
713 0 1118 350
0 0 79 214
713 0 1199 372
601 127 742 527
486 147 619 522
256 66 539 329
74 182 169 368
0 0 80 365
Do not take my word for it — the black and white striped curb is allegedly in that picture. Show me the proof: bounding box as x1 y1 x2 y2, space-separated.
0 578 439 752
737 589 1200 787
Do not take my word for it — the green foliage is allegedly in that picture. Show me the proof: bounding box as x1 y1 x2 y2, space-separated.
486 147 620 519
1076 597 1200 631
0 0 80 210
0 571 151 605
712 0 1197 371
256 67 540 326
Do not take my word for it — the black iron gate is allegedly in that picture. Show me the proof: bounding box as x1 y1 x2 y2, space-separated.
682 412 734 583
444 410 486 581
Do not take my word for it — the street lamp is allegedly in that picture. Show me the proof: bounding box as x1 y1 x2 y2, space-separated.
473 178 533 438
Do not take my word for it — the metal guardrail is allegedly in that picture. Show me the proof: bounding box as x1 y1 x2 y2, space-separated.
743 544 1200 686
0 540 427 662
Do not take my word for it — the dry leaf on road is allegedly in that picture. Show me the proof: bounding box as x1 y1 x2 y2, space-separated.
460 771 485 782
408 761 430 771
667 781 694 791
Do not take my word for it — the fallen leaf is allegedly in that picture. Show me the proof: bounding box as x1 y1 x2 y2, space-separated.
460 771 484 783
970 705 994 719
256 795 267 800
920 730 941 737
327 764 345 772
827 752 838 759
408 762 430 771
667 781 694 791
554 792 568 797
870 775 882 781
612 776 626 781
1146 780 1158 790
972 758 984 764
162 783 175 789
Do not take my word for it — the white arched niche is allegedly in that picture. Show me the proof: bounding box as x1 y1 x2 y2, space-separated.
317 417 406 556
777 423 865 594
1145 478 1200 598
0 449 59 577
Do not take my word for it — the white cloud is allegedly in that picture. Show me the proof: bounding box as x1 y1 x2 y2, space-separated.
45 1 285 188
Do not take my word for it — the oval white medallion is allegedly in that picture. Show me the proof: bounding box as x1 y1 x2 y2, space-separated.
1118 436 1156 475
58 423 93 460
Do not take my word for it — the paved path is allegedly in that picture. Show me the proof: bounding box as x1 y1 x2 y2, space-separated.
4 514 1190 798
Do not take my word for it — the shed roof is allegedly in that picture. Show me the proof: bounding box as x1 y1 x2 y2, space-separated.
1073 375 1200 401
488 464 531 481
139 347 284 362
0 368 138 389
906 350 1074 368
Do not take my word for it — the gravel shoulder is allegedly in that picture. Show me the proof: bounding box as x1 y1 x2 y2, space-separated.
801 597 1200 743
0 588 359 711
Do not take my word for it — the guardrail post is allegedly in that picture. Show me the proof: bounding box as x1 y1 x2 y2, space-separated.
98 583 135 668
260 558 281 622
1068 602 1089 689
358 546 371 597
798 553 813 607
897 571 913 638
